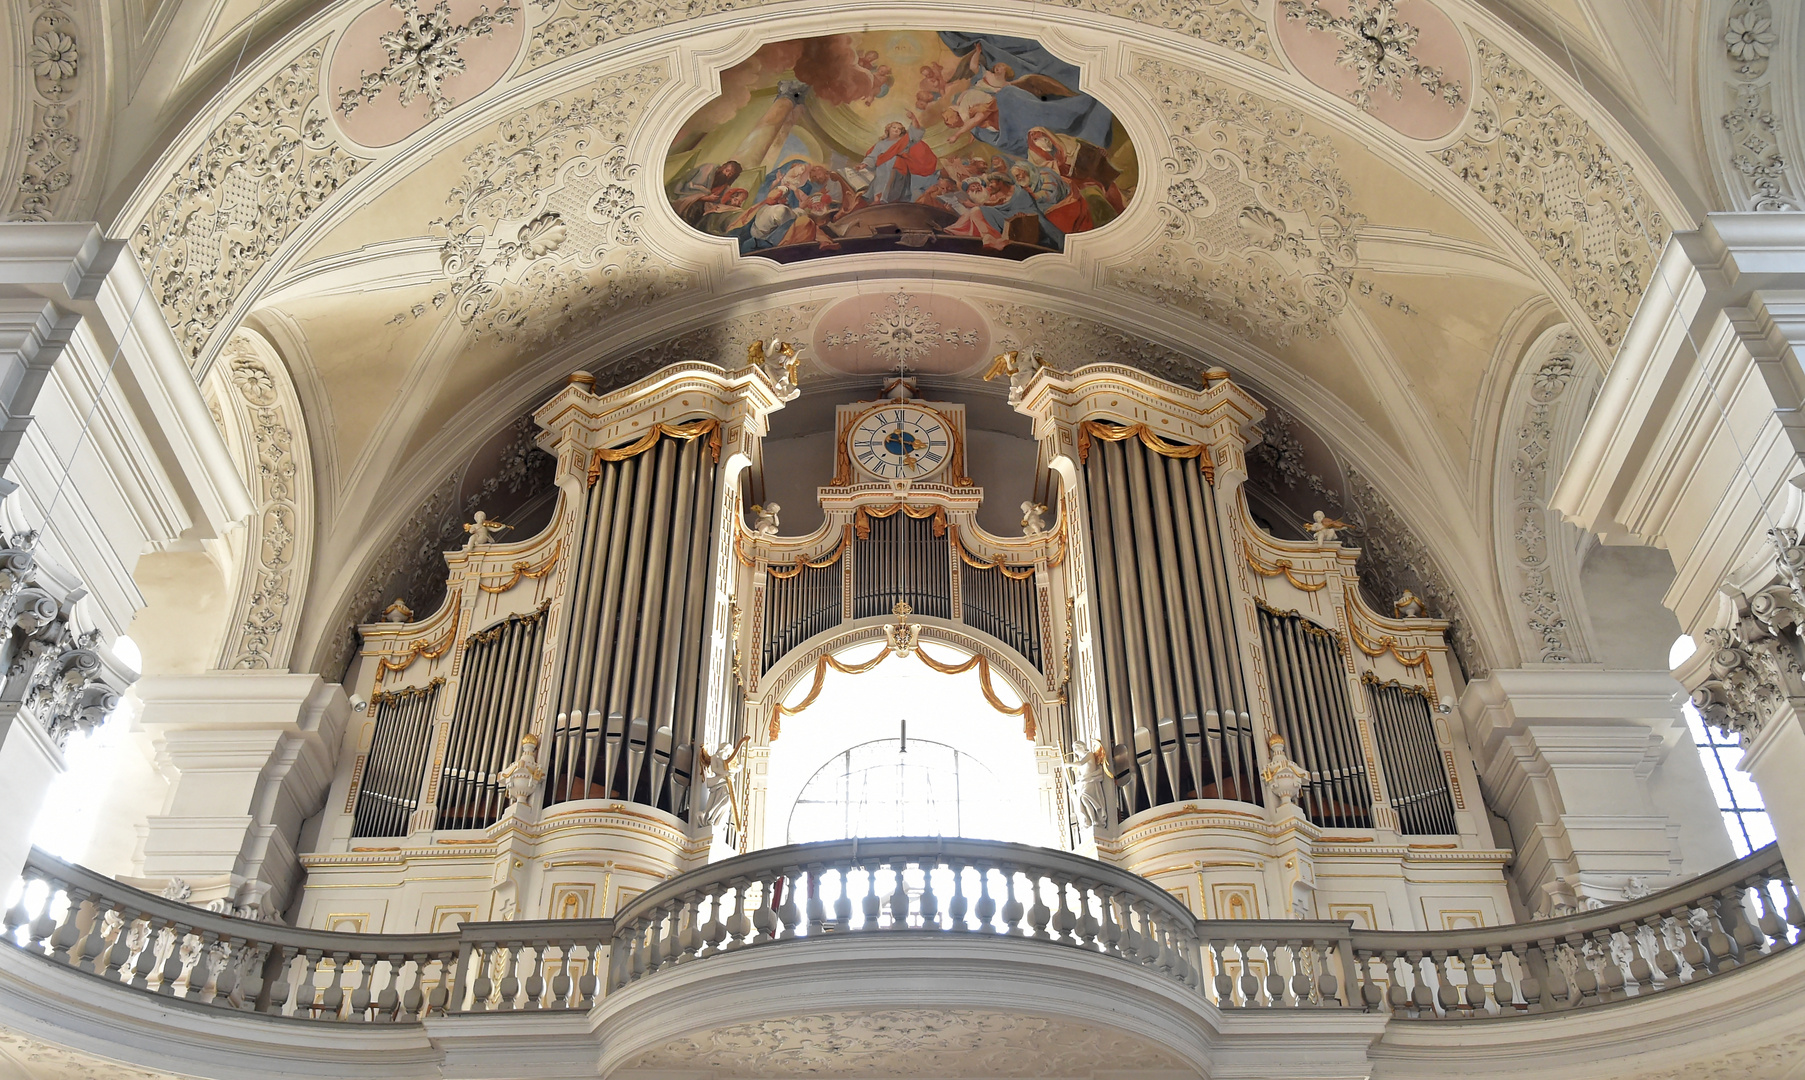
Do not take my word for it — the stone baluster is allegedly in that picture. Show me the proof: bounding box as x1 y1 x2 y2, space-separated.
1099 890 1123 957
1000 869 1026 936
777 870 803 939
946 862 969 931
974 866 997 933
831 866 854 930
887 862 910 930
516 943 541 1008
1027 875 1052 940
918 861 940 929
1051 880 1077 945
469 944 495 1011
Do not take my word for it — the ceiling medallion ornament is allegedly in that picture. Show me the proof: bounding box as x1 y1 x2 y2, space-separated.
1280 0 1463 111
337 0 517 119
822 290 981 366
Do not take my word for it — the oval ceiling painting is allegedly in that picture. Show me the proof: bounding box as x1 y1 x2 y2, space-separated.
665 32 1139 263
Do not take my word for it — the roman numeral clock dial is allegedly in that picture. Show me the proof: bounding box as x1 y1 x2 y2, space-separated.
848 405 952 482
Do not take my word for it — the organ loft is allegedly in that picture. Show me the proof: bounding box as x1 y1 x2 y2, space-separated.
303 352 1504 932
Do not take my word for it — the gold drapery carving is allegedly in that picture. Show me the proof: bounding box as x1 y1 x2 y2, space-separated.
854 502 947 539
368 677 445 706
475 540 562 593
586 418 722 485
948 525 1037 580
765 526 852 579
1347 619 1429 668
1243 542 1328 591
768 640 1036 741
375 611 459 678
1075 420 1215 482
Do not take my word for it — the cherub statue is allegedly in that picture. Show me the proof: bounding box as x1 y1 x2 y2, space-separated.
463 511 513 549
1260 733 1309 809
497 732 545 808
1020 501 1048 537
750 503 781 535
700 735 750 827
1304 510 1348 545
1393 589 1428 619
982 347 1045 404
1065 740 1108 830
382 598 414 623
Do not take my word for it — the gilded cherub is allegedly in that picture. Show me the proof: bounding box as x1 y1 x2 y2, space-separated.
983 347 1045 404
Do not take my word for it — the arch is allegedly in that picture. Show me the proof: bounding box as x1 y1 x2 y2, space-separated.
1489 324 1598 665
209 329 317 669
751 616 1056 749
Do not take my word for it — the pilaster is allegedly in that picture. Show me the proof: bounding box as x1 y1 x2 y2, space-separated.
133 672 348 919
0 708 65 882
1461 668 1732 915
1553 211 1805 866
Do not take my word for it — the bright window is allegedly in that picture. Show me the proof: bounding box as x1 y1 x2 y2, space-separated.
1672 634 1775 856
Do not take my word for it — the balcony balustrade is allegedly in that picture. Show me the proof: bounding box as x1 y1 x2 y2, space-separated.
3 838 1798 1024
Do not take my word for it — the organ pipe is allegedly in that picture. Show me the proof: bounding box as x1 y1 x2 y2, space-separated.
1366 677 1457 835
1255 605 1373 830
353 681 441 838
1080 431 1259 818
437 607 548 830
544 432 719 817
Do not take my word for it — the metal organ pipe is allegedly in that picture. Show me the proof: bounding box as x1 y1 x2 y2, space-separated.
539 432 720 819
1367 680 1456 835
1080 433 1261 818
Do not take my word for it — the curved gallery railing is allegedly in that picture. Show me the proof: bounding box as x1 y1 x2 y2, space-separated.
4 841 1798 1024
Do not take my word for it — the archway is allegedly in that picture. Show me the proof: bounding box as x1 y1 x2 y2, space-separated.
753 626 1060 851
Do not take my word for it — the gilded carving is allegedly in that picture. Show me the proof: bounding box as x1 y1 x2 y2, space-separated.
132 45 368 364
1116 59 1362 342
1435 39 1666 349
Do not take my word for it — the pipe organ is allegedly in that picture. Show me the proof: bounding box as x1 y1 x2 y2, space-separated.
297 359 1507 933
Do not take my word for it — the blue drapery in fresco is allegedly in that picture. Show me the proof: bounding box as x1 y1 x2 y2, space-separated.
935 32 1114 151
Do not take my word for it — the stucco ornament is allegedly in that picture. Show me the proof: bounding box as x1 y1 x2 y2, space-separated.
1690 534 1805 745
1280 0 1463 110
12 0 85 220
133 44 368 363
431 63 685 345
498 732 545 806
338 0 518 119
1116 59 1362 342
216 336 312 670
29 32 78 79
1718 0 1795 211
1502 339 1589 664
0 534 124 750
1261 733 1309 807
1725 12 1777 61
625 1009 1186 1076
821 290 980 367
1435 39 1666 349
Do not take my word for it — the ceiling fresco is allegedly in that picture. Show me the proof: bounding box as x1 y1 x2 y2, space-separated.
663 32 1138 261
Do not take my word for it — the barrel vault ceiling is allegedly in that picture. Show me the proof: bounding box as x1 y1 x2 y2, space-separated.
6 0 1795 675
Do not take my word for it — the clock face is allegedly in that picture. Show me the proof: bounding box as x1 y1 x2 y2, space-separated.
848 406 953 481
